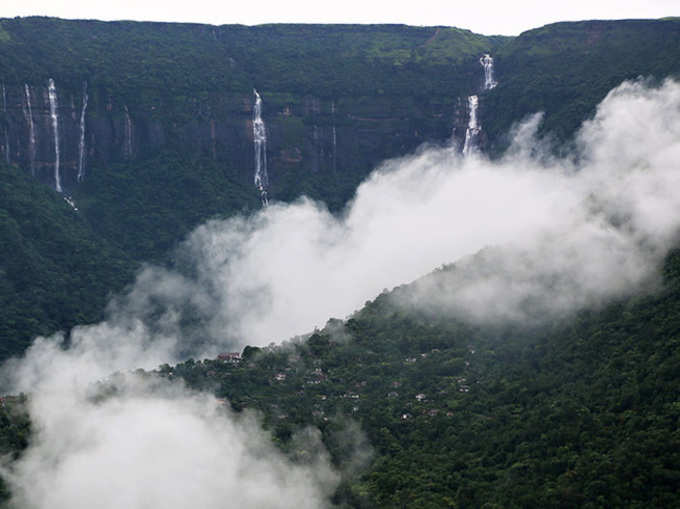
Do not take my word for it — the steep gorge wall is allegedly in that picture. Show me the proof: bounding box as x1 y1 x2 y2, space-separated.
0 82 465 196
0 18 503 199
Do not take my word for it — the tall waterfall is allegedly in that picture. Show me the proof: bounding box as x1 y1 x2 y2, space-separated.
48 78 62 193
331 100 337 172
461 54 498 156
124 105 133 159
77 82 88 182
23 84 36 176
2 83 8 164
462 95 480 156
252 89 269 206
480 54 497 90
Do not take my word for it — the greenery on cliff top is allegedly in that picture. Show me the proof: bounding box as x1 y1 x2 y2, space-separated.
482 19 680 150
0 18 503 103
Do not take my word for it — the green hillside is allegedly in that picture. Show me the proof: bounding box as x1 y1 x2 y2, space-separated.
4 239 676 506
162 248 680 507
483 19 680 150
0 18 503 100
0 162 135 358
1 16 680 508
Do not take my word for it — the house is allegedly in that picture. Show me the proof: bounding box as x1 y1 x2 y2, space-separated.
217 352 241 363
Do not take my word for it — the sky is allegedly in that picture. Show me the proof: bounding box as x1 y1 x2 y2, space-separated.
2 0 678 35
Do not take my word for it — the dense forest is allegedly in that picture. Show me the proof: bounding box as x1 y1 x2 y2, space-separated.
139 248 680 506
2 246 679 507
1 16 680 507
1 18 680 358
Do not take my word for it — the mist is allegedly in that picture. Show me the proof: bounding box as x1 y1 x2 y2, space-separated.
29 78 680 352
169 78 680 346
2 78 680 508
0 335 339 509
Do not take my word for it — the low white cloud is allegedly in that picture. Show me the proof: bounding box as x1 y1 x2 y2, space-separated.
3 77 680 508
154 78 680 345
1 365 338 509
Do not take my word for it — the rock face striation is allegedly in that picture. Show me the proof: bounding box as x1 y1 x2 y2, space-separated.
0 18 503 196
2 18 679 197
0 82 466 194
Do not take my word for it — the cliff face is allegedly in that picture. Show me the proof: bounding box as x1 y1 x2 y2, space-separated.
3 18 679 195
0 82 462 195
2 17 680 360
0 18 502 198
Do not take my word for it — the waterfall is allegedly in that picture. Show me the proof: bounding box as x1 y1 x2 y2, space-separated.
124 105 133 159
332 126 337 170
462 95 480 156
331 101 337 172
253 89 269 206
461 54 498 156
23 84 36 176
480 54 497 91
77 82 88 182
64 195 78 211
48 79 62 193
2 82 8 164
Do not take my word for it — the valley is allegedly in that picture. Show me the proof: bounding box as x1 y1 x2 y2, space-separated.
1 15 680 508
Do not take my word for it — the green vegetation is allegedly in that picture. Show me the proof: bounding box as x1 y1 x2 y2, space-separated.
163 249 680 507
0 24 10 43
1 18 679 360
483 20 680 151
1 19 680 505
0 162 135 358
0 395 30 502
74 152 259 262
0 18 499 103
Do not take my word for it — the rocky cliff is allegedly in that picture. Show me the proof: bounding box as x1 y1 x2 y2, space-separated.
2 17 680 359
0 19 504 198
0 83 465 194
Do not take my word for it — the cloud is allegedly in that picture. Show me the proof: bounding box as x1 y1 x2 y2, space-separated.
397 79 680 321
3 368 338 509
32 78 675 352
3 77 680 508
146 78 680 345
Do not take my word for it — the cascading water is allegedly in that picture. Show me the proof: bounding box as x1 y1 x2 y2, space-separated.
124 105 133 159
252 89 269 206
462 54 498 156
480 54 497 90
77 82 88 182
331 101 337 172
48 78 62 193
23 84 36 175
2 82 8 164
462 95 480 156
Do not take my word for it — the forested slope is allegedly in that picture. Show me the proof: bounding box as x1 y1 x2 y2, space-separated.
162 250 680 507
3 17 680 367
484 19 680 151
0 162 134 357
